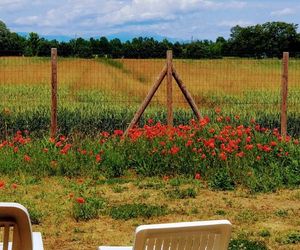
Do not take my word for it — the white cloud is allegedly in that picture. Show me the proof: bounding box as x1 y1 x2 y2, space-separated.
218 20 253 28
271 8 295 16
0 0 24 10
10 0 248 32
93 0 247 28
1 0 298 40
15 16 39 25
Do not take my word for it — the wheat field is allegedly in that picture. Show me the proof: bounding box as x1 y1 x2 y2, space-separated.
0 57 300 112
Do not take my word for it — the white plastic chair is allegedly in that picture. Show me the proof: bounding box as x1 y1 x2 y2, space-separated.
98 220 232 250
0 202 44 250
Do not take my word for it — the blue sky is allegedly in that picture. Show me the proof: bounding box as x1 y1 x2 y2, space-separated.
1 0 300 41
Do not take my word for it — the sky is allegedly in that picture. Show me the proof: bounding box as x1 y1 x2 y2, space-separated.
1 0 300 41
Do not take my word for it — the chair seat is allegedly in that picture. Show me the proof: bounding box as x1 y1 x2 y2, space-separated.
0 232 43 250
0 242 12 250
98 247 132 250
98 220 232 250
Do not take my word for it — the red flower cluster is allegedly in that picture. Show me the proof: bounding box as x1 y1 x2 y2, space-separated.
76 197 85 204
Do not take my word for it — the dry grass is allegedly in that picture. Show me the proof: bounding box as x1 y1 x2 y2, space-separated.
1 176 299 250
1 57 300 109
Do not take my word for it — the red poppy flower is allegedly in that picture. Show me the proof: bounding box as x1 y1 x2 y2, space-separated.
262 145 271 152
95 154 101 163
219 152 227 161
170 145 180 155
215 107 221 114
163 176 169 181
216 116 223 122
55 141 63 147
114 130 123 136
11 183 17 189
195 173 201 180
49 137 55 143
0 181 5 189
209 128 215 134
76 197 85 204
101 131 110 138
147 118 154 124
77 178 84 184
236 151 245 158
185 140 193 147
245 144 254 150
59 135 66 142
24 154 31 162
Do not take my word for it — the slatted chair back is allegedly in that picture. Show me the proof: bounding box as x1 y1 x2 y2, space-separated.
133 220 232 250
0 203 33 250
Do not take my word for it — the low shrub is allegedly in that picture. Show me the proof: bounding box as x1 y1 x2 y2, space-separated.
208 169 235 191
277 231 300 244
164 187 197 199
72 197 105 222
229 239 268 250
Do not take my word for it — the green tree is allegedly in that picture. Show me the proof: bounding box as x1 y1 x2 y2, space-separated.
25 32 40 56
262 22 298 57
99 36 111 56
0 20 11 53
110 38 123 58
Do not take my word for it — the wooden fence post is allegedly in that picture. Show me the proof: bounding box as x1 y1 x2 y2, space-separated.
51 48 58 138
281 52 289 138
167 50 173 126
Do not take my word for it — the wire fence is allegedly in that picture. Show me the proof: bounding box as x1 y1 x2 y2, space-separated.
0 51 300 132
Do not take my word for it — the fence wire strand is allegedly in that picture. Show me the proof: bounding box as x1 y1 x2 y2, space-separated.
0 53 299 118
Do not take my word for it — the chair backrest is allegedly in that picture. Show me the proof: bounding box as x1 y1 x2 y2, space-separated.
0 203 33 250
133 220 232 250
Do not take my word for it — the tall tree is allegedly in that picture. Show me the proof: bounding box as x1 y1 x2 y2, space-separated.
25 32 40 56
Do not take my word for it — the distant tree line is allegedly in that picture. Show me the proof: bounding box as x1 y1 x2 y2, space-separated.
1 20 300 59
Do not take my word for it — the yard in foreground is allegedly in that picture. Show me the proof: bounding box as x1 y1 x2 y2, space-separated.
0 176 299 249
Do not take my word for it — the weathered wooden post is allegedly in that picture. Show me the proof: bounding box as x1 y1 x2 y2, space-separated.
167 50 173 126
281 52 289 138
51 48 58 138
